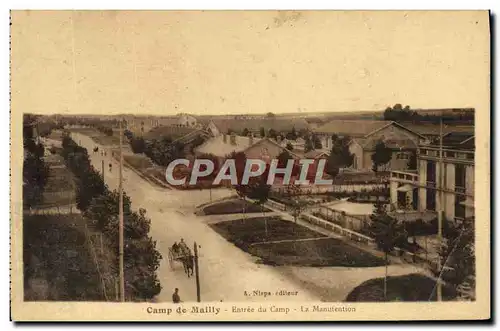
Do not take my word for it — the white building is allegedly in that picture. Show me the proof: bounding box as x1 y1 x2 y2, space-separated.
389 132 475 223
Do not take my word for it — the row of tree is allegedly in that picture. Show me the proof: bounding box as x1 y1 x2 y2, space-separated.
125 129 205 162
23 116 50 209
143 138 185 167
97 126 114 136
383 104 474 124
61 133 162 301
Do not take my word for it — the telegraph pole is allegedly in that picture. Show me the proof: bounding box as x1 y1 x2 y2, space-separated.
194 242 201 302
119 119 125 302
437 116 444 301
102 159 105 181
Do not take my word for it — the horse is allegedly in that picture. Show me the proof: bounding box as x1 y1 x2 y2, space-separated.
181 254 194 278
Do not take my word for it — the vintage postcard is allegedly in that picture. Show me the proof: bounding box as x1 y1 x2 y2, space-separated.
10 10 490 321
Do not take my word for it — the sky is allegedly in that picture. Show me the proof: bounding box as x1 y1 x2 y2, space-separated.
10 10 490 116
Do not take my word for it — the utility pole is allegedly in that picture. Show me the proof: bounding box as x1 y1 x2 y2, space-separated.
437 116 444 301
119 119 125 302
194 242 201 302
102 159 105 180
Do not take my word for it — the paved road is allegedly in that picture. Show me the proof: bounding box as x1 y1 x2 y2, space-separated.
69 132 320 303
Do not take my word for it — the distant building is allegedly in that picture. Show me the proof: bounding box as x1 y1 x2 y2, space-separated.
389 132 475 223
124 113 200 136
205 118 310 136
123 115 179 136
313 120 427 171
194 132 301 165
178 113 199 128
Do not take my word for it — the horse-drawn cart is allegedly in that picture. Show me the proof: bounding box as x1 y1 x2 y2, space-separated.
168 247 191 270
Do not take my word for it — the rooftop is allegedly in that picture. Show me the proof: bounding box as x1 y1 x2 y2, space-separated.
143 125 198 141
208 118 310 134
314 120 393 137
401 123 474 136
195 134 262 157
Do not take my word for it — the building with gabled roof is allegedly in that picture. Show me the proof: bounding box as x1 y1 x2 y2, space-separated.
313 119 427 171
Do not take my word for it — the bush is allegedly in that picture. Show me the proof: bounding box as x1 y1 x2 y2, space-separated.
345 273 457 302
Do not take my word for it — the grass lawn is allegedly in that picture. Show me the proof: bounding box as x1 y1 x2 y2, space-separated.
23 214 104 301
67 128 99 135
210 217 383 267
345 273 457 302
251 238 386 267
124 154 154 170
39 158 77 206
91 134 121 146
210 216 325 246
202 199 271 215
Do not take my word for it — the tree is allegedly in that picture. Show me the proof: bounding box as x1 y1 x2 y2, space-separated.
312 134 322 150
242 128 250 137
259 127 265 138
23 116 50 209
268 128 278 140
304 135 314 153
407 151 417 170
124 129 133 141
23 153 49 208
247 166 271 237
266 112 275 118
61 135 163 300
393 103 403 111
326 135 353 177
286 142 294 151
190 135 206 154
371 141 392 172
383 104 417 122
277 150 292 168
369 200 407 301
436 218 475 296
97 126 114 136
130 137 146 154
290 199 307 224
286 127 298 140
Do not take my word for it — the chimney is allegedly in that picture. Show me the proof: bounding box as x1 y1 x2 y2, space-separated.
277 135 282 144
248 132 254 146
230 132 237 145
223 133 227 144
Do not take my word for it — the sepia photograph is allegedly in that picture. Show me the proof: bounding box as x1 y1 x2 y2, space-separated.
10 10 490 321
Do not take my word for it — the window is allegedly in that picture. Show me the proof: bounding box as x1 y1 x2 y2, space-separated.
455 195 466 219
455 164 466 189
426 188 436 211
426 161 436 183
412 188 418 210
397 152 409 160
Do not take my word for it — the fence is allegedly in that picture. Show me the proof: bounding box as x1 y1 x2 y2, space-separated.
309 205 370 232
300 212 441 271
272 183 387 196
300 213 376 247
266 199 287 211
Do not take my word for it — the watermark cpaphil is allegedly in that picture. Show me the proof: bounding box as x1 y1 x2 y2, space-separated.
165 158 333 186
